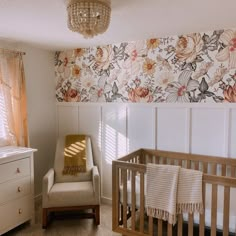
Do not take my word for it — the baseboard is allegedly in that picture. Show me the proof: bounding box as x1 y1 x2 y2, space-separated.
101 196 112 205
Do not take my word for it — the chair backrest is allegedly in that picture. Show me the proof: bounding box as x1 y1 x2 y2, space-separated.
54 135 94 183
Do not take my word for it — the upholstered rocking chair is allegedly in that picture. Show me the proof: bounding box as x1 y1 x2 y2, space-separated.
42 135 100 228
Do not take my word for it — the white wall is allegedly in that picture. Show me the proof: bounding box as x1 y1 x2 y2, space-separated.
0 41 57 196
57 103 236 203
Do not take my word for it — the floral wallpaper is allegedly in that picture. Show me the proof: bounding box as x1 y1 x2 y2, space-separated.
55 29 236 103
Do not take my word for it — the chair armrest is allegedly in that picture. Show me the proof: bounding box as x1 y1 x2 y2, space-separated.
92 166 100 203
42 168 55 195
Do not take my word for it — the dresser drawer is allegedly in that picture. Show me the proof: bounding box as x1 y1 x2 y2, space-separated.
0 176 31 205
0 195 32 234
0 158 30 184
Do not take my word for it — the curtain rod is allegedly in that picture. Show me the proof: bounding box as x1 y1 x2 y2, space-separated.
0 48 26 55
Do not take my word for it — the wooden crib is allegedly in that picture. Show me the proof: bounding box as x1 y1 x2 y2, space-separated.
112 149 236 236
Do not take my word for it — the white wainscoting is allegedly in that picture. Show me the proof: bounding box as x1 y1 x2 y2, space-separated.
56 103 236 202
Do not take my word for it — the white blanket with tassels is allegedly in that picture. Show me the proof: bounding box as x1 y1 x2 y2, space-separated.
146 164 180 225
146 163 204 225
177 167 204 214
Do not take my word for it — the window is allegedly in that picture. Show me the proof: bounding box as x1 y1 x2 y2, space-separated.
0 51 28 147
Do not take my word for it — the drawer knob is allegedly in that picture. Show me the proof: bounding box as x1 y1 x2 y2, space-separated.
18 209 22 214
18 186 22 192
16 168 21 173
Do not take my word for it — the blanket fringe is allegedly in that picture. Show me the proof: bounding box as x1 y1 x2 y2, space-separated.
177 203 204 214
147 207 177 225
62 166 86 176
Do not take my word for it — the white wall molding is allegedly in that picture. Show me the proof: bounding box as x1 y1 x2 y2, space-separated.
57 102 236 109
56 103 236 200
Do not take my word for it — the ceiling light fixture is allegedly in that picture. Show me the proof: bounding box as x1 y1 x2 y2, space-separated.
67 0 111 38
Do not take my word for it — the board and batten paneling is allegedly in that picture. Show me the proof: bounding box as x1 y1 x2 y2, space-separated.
56 103 236 202
57 105 79 136
191 108 227 157
127 106 155 152
157 107 189 153
101 104 127 201
78 105 102 169
230 109 236 157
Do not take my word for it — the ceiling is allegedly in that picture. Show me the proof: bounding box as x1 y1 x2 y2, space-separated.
0 0 235 51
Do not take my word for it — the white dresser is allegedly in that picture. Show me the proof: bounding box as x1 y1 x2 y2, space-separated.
0 146 36 235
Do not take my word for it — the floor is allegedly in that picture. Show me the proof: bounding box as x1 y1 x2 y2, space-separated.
3 201 121 236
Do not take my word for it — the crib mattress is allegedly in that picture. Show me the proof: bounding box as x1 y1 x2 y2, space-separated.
120 176 236 233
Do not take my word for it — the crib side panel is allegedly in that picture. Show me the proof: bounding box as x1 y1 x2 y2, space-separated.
113 150 236 236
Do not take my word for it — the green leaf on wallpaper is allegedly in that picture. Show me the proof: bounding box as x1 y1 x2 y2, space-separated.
195 55 204 63
112 82 118 94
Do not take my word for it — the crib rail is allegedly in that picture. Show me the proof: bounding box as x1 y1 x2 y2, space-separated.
112 149 236 236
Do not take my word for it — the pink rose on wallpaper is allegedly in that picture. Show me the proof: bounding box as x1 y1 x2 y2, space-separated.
57 51 73 79
175 33 204 63
216 29 236 69
223 83 236 102
94 46 113 71
123 41 147 74
128 87 153 102
64 88 80 102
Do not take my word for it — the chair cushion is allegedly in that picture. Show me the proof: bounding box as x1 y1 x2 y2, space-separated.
54 136 94 183
48 181 98 207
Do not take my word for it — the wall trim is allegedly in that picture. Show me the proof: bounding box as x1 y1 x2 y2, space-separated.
56 102 236 200
56 102 236 109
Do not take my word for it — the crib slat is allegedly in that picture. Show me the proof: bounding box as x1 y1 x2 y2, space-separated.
149 216 153 236
140 172 145 233
187 160 191 169
163 157 167 164
195 161 199 170
112 164 119 229
188 213 194 236
178 159 182 167
158 220 162 236
131 171 136 231
167 223 172 236
177 214 183 236
199 182 206 236
147 154 152 164
223 186 230 236
122 169 128 229
170 159 175 165
211 163 217 175
211 184 217 236
222 164 226 176
154 155 159 164
203 162 208 174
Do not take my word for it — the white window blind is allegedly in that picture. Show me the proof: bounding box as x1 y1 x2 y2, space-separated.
0 86 9 146
0 56 16 147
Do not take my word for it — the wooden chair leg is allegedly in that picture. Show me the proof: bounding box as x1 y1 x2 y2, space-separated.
42 208 48 229
95 205 100 225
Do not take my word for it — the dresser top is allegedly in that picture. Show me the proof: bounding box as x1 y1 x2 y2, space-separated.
0 146 37 164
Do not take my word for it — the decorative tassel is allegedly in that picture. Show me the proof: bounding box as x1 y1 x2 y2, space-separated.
147 207 177 225
176 202 204 214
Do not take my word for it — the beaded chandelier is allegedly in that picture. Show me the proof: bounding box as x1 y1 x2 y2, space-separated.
67 0 111 38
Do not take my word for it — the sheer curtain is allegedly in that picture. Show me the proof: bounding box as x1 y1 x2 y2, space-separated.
0 51 28 147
